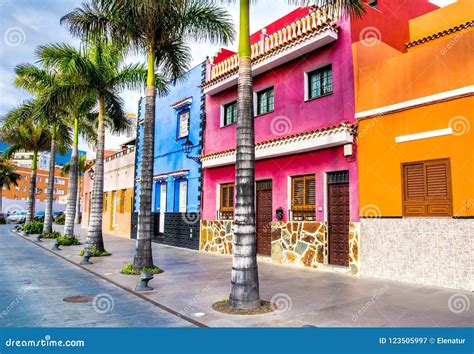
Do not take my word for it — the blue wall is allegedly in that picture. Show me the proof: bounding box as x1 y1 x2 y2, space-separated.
134 63 205 213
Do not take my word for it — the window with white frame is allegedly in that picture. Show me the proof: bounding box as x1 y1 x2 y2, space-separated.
290 174 316 221
256 87 274 115
222 101 237 126
307 65 332 100
177 109 190 138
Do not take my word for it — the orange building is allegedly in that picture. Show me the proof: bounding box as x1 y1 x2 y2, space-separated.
2 165 68 211
82 146 135 238
353 0 473 290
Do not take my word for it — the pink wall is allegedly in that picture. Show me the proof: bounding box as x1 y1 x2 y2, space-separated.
203 18 355 155
202 146 359 222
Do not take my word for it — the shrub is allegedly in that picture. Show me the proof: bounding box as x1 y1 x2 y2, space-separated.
78 245 111 257
56 236 81 246
21 221 43 234
120 263 161 275
55 213 65 225
42 231 61 239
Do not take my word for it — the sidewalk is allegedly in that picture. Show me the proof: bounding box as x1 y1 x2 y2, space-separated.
19 225 473 327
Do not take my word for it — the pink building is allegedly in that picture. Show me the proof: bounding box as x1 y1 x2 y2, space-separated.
199 2 440 274
200 6 360 272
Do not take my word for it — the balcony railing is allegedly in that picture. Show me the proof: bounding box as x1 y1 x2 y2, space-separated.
105 145 135 163
206 5 340 85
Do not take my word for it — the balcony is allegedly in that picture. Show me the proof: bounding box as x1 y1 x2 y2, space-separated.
203 6 340 96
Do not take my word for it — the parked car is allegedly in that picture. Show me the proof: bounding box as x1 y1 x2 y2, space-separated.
6 211 27 224
52 212 64 221
34 211 45 222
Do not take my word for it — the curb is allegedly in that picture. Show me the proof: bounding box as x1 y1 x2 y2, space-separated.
10 228 207 328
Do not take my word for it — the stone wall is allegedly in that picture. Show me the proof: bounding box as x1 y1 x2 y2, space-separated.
271 222 326 268
200 220 233 254
360 218 473 291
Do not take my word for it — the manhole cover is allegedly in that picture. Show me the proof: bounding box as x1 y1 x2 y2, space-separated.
63 295 94 303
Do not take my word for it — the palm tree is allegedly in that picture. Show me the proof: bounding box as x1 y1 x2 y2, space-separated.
1 103 51 223
61 154 90 228
0 159 21 218
221 0 365 309
13 63 72 234
37 40 146 253
61 0 234 270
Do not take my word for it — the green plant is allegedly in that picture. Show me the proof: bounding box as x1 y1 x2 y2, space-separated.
21 221 44 234
54 213 65 225
56 235 81 246
120 263 161 275
78 245 111 257
42 231 61 239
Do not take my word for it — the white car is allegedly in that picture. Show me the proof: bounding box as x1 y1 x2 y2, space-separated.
6 211 27 224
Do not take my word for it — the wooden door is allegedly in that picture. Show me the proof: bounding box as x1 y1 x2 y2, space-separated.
328 172 349 266
256 180 272 256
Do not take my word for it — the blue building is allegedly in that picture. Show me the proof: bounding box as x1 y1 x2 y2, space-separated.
132 62 205 249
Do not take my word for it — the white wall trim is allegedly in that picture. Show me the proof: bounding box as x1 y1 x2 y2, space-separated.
355 86 474 119
395 127 453 143
202 130 353 169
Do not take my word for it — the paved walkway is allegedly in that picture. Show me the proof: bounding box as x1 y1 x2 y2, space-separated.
7 224 474 327
0 225 193 327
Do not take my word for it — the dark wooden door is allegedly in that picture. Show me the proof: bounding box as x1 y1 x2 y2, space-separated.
256 180 272 256
328 173 349 266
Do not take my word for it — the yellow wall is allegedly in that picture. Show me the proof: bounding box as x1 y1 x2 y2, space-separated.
82 187 134 238
358 97 474 217
355 1 474 217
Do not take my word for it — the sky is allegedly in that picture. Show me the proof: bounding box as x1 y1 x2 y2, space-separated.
0 0 295 156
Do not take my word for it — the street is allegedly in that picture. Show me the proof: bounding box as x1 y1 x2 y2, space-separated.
0 226 193 327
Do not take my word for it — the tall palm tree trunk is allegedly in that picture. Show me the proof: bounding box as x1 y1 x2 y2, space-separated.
86 96 106 252
229 0 260 310
25 151 38 224
75 181 81 224
64 117 79 238
133 47 156 270
43 128 57 234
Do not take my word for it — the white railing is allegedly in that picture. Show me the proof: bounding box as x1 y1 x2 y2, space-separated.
207 5 340 82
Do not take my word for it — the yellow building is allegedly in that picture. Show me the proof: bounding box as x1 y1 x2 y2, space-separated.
353 0 473 290
82 145 135 238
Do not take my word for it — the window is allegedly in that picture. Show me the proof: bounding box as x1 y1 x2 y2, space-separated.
119 189 126 213
402 158 452 216
257 87 274 115
15 186 19 191
103 192 108 212
177 109 190 138
219 183 234 219
291 175 316 221
174 180 187 212
22 175 27 180
36 177 41 182
223 101 237 126
21 186 26 192
307 65 332 99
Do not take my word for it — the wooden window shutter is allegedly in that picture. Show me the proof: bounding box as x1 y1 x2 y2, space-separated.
402 159 452 217
305 176 316 207
292 177 305 209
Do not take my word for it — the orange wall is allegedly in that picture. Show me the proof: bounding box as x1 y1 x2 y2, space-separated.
358 97 474 217
355 1 474 217
2 165 68 202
